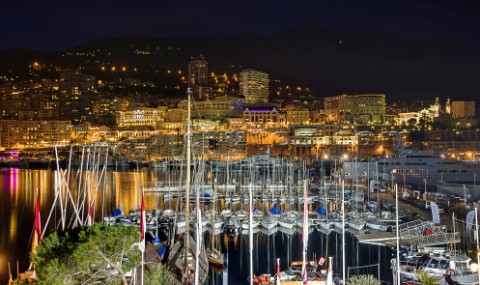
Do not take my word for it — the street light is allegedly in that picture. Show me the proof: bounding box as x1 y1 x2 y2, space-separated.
423 178 427 202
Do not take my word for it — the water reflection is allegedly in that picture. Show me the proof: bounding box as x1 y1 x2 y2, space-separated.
0 168 393 285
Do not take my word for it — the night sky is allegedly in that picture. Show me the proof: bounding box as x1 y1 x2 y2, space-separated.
2 0 480 51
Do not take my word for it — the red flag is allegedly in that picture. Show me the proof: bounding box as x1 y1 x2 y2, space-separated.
318 257 325 267
276 258 281 285
327 257 333 285
34 194 42 244
139 193 145 252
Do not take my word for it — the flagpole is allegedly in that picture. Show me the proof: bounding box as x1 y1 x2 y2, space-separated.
140 189 145 285
276 258 281 285
327 256 333 285
302 179 308 283
475 207 479 285
342 179 345 285
249 182 254 285
395 184 400 285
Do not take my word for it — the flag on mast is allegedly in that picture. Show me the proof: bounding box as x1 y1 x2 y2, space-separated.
430 201 441 225
326 257 333 285
87 197 93 226
34 193 42 244
276 258 281 285
139 192 145 252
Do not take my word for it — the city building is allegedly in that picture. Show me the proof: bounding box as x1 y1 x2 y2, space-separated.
285 108 310 125
243 107 285 128
58 69 96 124
323 94 386 125
239 69 269 104
188 56 208 99
178 95 244 120
116 107 160 128
0 120 72 148
423 129 480 160
451 101 476 118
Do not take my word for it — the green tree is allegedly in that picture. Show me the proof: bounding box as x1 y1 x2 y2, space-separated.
450 203 469 220
32 223 141 285
146 263 175 285
415 270 441 285
347 274 381 285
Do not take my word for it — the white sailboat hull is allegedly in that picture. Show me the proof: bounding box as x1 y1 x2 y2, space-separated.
347 220 366 230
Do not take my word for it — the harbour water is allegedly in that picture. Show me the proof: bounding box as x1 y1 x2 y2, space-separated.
0 168 394 285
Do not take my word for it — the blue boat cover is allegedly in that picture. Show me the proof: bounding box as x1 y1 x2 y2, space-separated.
269 206 281 215
111 209 122 217
158 245 166 255
152 238 161 245
317 207 326 215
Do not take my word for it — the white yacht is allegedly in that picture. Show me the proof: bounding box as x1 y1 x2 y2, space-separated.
343 149 480 189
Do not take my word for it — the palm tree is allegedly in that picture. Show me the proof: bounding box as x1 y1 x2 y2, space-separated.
415 270 441 285
347 274 381 285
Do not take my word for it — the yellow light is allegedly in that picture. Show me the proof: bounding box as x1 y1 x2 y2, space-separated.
167 70 171 74
177 70 182 75
101 66 106 71
111 66 116 71
121 66 127 72
134 67 138 72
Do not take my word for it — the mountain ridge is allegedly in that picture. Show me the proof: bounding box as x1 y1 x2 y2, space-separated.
1 26 479 102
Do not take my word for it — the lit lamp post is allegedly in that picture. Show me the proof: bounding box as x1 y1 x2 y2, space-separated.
423 178 427 202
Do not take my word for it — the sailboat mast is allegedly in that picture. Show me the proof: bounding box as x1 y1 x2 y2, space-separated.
342 179 346 284
249 182 254 285
184 88 192 280
395 184 400 285
302 179 308 282
476 207 480 285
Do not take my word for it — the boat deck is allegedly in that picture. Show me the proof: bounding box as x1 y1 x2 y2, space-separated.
355 232 398 246
356 231 461 247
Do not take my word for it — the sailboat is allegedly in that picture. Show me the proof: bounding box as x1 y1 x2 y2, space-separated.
207 178 224 267
168 88 208 284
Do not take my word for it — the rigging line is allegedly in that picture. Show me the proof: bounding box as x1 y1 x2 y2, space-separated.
17 191 29 269
452 217 468 224
190 95 203 120
24 223 35 270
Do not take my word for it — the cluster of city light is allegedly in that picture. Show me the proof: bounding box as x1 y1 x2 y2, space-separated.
100 66 139 72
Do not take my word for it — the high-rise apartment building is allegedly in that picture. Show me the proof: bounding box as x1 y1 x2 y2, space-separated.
59 69 96 124
188 56 208 99
239 69 269 104
451 101 476 118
